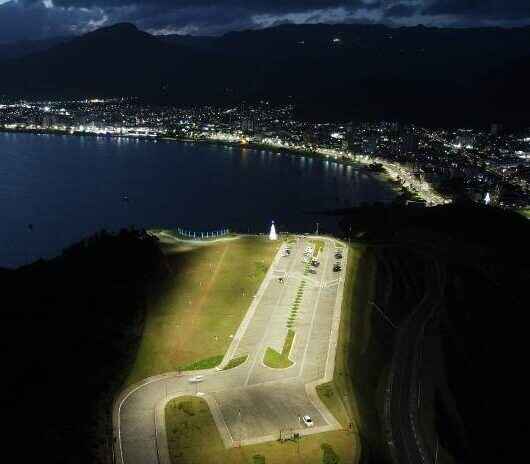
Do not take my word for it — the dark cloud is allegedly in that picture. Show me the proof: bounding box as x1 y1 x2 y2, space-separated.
0 1 105 43
384 2 418 18
0 0 530 43
53 0 368 11
424 0 530 20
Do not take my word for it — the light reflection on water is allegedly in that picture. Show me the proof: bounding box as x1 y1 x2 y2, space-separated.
0 133 396 267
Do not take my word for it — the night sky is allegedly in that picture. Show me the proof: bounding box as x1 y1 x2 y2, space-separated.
1 0 530 42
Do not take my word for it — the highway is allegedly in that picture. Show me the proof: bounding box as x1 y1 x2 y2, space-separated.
113 236 348 464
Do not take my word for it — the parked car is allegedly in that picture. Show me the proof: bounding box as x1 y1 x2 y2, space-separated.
302 415 314 427
188 375 205 383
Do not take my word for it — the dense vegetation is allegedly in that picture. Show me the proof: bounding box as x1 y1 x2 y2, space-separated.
0 229 169 464
337 204 530 463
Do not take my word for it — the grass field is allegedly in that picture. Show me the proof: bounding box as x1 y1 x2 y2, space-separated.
263 329 295 369
517 208 530 219
166 396 356 464
124 235 280 386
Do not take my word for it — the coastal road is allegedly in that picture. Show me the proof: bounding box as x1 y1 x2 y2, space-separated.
113 236 348 464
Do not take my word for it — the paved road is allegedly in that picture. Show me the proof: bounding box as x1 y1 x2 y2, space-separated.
114 236 348 464
384 258 444 464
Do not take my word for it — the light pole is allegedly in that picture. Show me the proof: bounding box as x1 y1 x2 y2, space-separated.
237 409 242 444
315 222 319 236
369 301 397 329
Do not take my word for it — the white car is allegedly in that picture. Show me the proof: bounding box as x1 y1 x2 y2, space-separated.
302 415 314 427
188 375 205 383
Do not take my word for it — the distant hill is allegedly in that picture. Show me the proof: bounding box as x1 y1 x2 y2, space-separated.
0 23 231 101
0 36 70 61
1 22 530 126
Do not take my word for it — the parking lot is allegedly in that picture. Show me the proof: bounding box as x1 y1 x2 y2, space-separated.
115 236 348 463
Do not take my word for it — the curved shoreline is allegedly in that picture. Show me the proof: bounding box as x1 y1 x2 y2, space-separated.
0 127 408 197
1 126 450 204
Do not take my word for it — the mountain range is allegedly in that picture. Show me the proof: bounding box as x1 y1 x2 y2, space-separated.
1 22 529 127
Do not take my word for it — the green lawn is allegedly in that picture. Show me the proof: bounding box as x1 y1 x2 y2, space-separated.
166 397 356 464
180 355 224 371
516 208 530 219
124 236 280 386
263 329 295 369
223 354 249 370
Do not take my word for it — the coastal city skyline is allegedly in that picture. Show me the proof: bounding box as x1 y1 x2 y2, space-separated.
2 98 529 208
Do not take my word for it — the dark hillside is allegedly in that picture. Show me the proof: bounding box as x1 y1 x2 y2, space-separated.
2 23 530 126
336 205 529 462
1 229 169 463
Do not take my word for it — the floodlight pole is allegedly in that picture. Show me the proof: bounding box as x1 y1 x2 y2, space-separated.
238 409 242 443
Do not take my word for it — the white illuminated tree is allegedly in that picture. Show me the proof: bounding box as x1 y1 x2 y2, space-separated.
269 221 278 240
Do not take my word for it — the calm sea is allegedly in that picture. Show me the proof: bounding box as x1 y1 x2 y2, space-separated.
0 132 396 267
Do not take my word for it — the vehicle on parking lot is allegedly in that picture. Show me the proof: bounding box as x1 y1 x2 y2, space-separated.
333 263 342 272
335 252 342 259
188 375 205 383
311 260 320 267
302 415 314 427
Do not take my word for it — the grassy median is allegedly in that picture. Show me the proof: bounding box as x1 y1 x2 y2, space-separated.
263 329 295 369
166 397 355 464
125 235 280 386
223 354 249 370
